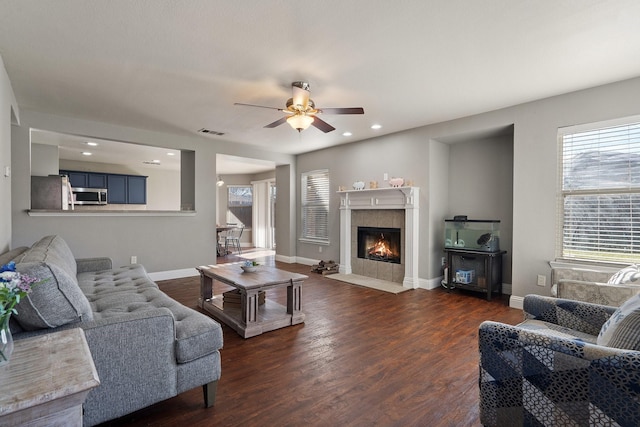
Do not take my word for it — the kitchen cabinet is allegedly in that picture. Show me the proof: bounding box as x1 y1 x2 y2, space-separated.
127 175 147 204
107 174 147 204
61 170 147 205
64 171 88 188
88 173 107 189
107 174 127 204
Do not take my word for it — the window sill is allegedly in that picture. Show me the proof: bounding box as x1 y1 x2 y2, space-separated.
299 238 330 246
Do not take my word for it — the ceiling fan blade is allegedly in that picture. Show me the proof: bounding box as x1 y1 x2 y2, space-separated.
317 107 365 115
264 116 288 128
234 102 284 111
310 116 336 133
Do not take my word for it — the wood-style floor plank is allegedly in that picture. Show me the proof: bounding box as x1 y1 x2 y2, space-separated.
98 255 523 427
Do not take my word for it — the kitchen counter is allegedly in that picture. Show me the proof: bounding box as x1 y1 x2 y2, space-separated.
27 209 196 217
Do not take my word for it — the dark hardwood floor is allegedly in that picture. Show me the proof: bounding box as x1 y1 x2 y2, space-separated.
99 253 523 427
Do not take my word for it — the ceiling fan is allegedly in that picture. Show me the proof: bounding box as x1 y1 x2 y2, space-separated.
234 81 364 133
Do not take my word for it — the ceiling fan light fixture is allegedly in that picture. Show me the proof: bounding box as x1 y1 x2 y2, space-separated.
287 114 314 132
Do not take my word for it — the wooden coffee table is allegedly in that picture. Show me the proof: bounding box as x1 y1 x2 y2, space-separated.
197 264 307 338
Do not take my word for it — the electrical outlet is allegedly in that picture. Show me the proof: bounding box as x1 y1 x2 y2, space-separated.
131 255 137 264
441 257 446 266
319 246 323 253
537 274 546 287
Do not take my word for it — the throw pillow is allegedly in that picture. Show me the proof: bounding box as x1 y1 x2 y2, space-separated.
597 293 640 350
607 264 640 285
14 261 93 330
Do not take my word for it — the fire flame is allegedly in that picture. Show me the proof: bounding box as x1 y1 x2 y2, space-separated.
368 233 395 258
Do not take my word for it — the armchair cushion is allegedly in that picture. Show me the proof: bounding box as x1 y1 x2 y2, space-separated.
480 295 640 426
597 293 640 350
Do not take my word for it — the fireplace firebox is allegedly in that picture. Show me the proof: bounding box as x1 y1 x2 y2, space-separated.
357 226 401 264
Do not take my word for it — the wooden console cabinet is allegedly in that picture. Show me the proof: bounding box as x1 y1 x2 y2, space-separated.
0 328 100 426
444 248 506 300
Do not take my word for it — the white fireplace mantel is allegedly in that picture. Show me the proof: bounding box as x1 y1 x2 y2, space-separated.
338 187 420 289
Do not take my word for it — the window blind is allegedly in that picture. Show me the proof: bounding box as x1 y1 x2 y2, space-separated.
559 120 640 263
301 169 330 243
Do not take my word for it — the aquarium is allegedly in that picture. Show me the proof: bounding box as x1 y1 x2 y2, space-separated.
444 219 500 252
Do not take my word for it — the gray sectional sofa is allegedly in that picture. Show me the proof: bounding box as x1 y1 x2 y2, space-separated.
0 235 223 426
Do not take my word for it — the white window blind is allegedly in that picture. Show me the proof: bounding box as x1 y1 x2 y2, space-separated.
559 120 640 263
301 169 330 243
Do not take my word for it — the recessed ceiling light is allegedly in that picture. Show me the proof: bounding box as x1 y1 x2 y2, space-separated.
85 142 98 146
81 152 92 156
371 124 382 130
342 132 352 137
166 152 175 156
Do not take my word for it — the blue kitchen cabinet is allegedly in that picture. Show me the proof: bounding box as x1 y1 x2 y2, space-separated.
127 175 147 204
107 174 147 204
63 171 88 188
88 173 107 189
107 175 127 204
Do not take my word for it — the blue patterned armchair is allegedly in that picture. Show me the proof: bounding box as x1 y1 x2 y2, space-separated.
479 294 640 426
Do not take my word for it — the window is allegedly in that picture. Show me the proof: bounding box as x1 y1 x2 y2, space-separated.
558 118 640 263
301 169 330 243
227 185 252 227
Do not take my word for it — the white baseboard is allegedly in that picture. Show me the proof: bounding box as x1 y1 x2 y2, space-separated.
275 254 297 264
419 277 442 290
148 268 199 281
294 256 321 266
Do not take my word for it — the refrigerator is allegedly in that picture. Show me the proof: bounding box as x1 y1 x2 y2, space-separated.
31 175 74 210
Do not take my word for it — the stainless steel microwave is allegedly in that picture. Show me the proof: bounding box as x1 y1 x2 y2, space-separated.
72 187 108 205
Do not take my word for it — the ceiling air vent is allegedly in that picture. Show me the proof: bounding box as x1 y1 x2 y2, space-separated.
198 128 225 136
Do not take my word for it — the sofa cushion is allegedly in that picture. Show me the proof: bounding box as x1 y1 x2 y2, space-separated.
88 285 223 362
78 265 159 300
13 235 92 330
607 264 640 285
597 293 640 350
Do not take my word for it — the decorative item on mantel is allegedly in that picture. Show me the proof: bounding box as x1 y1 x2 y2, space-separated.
389 177 404 187
352 181 365 190
369 181 378 189
0 262 42 365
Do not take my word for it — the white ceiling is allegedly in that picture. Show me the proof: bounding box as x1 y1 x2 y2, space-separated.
2 0 640 165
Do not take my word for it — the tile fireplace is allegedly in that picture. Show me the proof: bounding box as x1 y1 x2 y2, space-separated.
339 187 420 289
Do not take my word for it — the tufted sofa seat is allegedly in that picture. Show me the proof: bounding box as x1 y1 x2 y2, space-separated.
2 235 223 427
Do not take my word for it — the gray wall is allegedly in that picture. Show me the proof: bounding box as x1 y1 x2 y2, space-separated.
31 143 59 176
10 109 296 273
0 56 18 253
446 135 514 283
297 76 640 304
